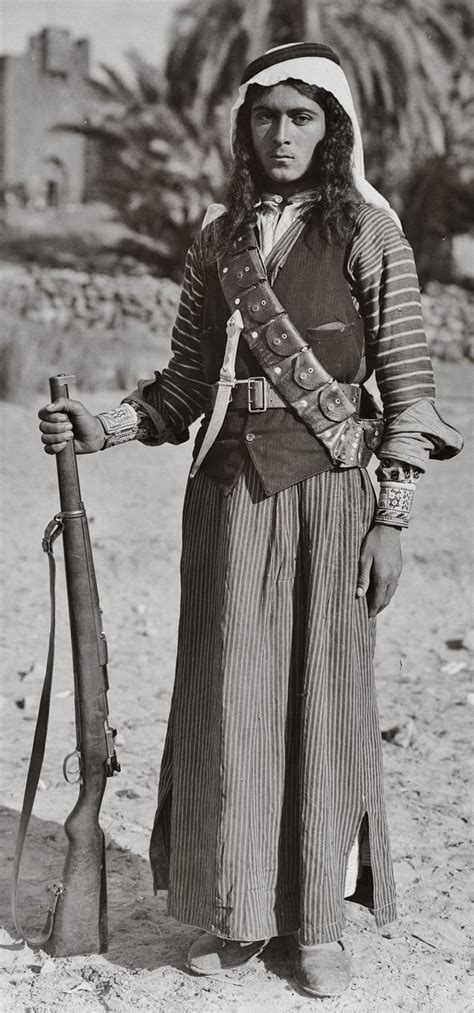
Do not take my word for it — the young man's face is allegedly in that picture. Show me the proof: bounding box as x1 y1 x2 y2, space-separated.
250 83 326 187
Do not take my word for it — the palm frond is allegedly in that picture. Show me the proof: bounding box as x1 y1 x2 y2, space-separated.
75 0 471 278
51 121 126 146
96 63 138 104
86 76 121 101
125 49 166 104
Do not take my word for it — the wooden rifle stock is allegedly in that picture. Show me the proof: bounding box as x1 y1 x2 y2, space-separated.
39 375 120 955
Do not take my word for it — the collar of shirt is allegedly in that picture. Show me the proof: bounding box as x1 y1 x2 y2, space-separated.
255 189 321 261
256 188 321 210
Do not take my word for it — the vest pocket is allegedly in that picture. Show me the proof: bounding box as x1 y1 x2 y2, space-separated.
306 322 363 382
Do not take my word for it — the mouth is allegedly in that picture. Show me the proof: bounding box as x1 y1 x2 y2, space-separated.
270 154 294 163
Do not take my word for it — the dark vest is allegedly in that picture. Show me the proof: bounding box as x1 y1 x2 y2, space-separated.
194 220 367 496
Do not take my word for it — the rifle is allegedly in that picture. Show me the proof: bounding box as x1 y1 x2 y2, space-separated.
11 374 120 956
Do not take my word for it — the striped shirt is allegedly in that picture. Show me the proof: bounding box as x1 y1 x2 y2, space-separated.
346 205 435 421
129 203 453 475
145 204 434 435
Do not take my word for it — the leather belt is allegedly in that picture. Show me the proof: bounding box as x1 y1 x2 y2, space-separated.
212 377 362 414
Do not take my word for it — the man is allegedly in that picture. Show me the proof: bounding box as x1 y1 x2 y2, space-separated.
39 43 462 999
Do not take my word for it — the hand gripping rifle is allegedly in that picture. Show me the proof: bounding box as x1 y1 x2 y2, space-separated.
11 375 120 956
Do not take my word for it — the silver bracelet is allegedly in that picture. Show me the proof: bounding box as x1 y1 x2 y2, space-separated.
96 403 139 449
375 481 416 529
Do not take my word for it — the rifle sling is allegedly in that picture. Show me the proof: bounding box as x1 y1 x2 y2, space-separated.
10 516 69 948
217 225 383 467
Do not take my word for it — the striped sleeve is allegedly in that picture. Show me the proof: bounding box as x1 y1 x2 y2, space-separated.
347 205 436 424
126 239 209 441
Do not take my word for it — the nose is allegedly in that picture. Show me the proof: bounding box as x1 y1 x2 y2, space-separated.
273 115 290 146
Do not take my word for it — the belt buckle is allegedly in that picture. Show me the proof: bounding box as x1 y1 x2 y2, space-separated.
248 377 267 413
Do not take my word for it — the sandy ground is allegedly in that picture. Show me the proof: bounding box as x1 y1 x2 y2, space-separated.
0 361 472 1012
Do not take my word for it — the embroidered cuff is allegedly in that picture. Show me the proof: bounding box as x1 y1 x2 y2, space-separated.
96 403 139 449
127 400 159 443
374 457 422 528
375 482 416 528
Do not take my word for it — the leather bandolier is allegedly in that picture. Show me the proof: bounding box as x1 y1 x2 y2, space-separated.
215 224 383 469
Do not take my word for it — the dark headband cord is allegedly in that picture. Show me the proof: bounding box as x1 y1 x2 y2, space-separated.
241 43 341 86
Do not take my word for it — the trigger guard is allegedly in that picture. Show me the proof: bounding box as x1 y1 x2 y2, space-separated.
63 749 82 784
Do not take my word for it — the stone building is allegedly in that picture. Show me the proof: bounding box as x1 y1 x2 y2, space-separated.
0 27 98 208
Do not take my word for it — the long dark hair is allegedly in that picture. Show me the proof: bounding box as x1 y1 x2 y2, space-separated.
208 79 362 260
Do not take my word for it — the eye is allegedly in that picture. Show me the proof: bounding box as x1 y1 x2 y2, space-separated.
253 110 272 123
293 115 312 125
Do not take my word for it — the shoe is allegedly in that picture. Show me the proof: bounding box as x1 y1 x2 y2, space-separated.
294 939 352 997
186 933 269 975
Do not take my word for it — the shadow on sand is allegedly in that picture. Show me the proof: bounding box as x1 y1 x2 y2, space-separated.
0 805 293 981
0 805 194 972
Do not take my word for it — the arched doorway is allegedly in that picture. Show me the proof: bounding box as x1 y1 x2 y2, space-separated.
40 156 68 208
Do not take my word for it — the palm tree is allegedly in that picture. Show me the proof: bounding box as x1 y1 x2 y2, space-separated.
59 52 227 277
165 0 470 189
402 153 474 284
58 5 471 279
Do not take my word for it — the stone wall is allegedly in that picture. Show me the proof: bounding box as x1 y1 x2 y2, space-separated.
421 281 474 362
0 265 181 334
0 265 472 362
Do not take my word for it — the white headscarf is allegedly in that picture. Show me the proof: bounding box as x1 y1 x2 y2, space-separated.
230 44 402 230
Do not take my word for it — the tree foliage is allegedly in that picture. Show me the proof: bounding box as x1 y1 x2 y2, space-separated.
68 52 227 276
166 0 472 198
403 155 474 284
68 2 472 279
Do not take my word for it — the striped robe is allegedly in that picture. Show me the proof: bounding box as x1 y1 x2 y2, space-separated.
150 459 396 943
